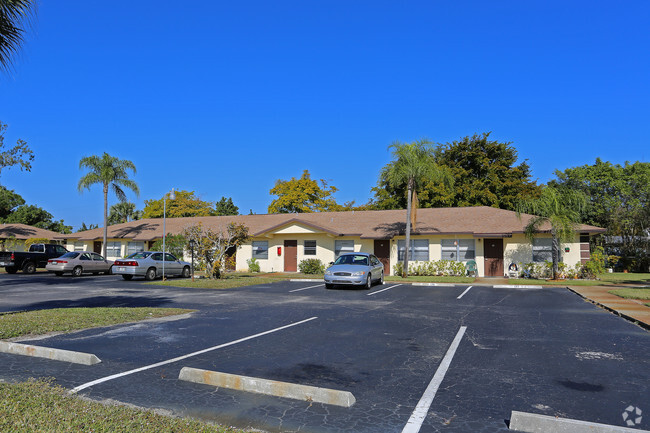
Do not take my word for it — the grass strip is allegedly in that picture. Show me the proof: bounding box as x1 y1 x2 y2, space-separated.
148 276 281 289
0 307 194 340
0 379 243 433
608 288 650 300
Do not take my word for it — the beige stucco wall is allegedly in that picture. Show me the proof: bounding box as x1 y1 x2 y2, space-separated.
504 233 583 272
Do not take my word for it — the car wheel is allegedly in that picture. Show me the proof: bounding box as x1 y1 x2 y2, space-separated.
325 283 334 290
122 275 133 281
72 266 83 277
105 265 113 275
378 271 384 286
54 272 63 276
22 262 36 274
145 267 157 281
5 266 18 274
181 266 191 278
365 274 372 289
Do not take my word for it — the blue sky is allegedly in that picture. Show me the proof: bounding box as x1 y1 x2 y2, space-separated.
1 1 648 231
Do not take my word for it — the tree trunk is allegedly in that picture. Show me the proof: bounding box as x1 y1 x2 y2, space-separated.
551 230 559 279
103 184 108 258
403 179 413 278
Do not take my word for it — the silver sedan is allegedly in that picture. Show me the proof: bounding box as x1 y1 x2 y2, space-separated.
324 252 384 289
112 251 191 281
46 251 114 277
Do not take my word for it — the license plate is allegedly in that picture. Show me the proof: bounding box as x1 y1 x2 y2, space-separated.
117 267 126 272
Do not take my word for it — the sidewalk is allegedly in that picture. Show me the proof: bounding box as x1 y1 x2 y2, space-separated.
568 285 650 329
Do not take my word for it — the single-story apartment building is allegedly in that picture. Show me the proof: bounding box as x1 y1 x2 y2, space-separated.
58 207 604 277
0 223 67 252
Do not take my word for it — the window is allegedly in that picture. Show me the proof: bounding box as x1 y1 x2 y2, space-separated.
127 241 144 256
106 241 121 258
91 253 104 261
252 241 268 259
398 239 429 261
74 242 85 251
335 240 354 257
151 253 163 261
441 239 475 262
304 240 317 256
533 238 553 262
164 253 177 262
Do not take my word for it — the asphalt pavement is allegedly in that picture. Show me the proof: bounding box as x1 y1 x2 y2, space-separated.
0 273 648 433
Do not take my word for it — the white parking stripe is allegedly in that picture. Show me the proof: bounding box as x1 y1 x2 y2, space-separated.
401 326 467 433
456 286 473 299
70 316 318 394
289 284 324 293
367 284 401 296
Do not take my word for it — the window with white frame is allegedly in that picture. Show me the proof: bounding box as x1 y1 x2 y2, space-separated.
532 238 553 262
127 241 144 256
106 241 121 258
74 242 85 251
252 241 268 259
398 239 429 261
334 240 354 257
304 240 317 256
441 239 476 261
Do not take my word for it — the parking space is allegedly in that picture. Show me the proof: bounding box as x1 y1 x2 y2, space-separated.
0 274 648 432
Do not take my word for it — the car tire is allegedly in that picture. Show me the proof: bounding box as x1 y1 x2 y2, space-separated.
325 283 334 290
54 272 63 276
122 275 133 281
22 262 36 274
105 265 113 275
181 266 191 278
72 266 83 277
365 274 372 289
145 267 157 281
5 266 18 274
378 271 384 286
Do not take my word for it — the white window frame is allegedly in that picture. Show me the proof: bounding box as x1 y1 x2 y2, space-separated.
73 242 85 251
106 241 121 258
335 240 354 257
127 241 145 256
441 239 476 262
532 238 553 263
398 239 429 261
304 240 317 256
252 241 269 260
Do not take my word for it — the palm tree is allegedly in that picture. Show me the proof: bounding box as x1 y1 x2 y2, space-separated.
517 186 586 279
108 201 140 225
384 140 452 277
0 0 35 71
78 153 139 257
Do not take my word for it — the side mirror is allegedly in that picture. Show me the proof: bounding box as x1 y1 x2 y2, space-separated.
329 262 334 266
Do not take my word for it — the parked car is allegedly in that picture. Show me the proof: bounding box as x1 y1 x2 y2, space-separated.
46 251 113 277
0 243 69 274
112 251 191 281
324 252 384 289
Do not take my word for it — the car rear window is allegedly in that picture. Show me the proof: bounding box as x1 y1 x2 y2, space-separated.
127 252 152 259
60 252 79 259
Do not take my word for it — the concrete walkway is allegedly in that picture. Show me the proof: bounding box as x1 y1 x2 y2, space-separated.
568 285 650 328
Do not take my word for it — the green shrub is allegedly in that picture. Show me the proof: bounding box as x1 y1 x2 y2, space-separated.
393 259 471 277
298 259 325 274
246 258 260 273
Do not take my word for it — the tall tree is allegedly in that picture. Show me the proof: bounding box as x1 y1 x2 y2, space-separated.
372 132 540 211
78 153 139 257
0 185 24 218
0 0 34 71
268 170 340 213
214 196 239 216
108 201 140 225
0 121 34 178
142 190 214 218
383 140 452 277
517 186 586 280
182 222 249 279
3 204 71 233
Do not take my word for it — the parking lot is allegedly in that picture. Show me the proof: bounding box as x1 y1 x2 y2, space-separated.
1 273 649 433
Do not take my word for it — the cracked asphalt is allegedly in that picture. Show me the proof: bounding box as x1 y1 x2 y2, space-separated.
0 273 649 432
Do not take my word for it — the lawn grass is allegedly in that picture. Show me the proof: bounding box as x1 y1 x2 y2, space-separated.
0 379 243 433
508 278 603 286
148 274 282 289
0 307 194 339
598 272 650 285
608 288 650 300
509 273 650 287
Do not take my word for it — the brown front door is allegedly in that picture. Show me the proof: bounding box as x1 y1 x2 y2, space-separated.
484 239 504 277
374 239 390 274
94 241 102 254
284 240 297 272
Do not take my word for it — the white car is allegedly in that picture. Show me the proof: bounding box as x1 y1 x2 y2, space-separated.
112 251 191 281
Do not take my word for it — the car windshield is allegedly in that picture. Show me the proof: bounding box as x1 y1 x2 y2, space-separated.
60 252 79 259
127 252 152 259
333 255 368 266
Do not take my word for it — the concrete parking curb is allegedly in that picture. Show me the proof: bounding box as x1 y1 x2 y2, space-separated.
494 285 543 289
509 410 649 433
0 341 101 365
411 283 459 287
179 367 356 407
289 279 322 282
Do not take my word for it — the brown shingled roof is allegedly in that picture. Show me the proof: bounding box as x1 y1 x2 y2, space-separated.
64 207 605 241
0 223 67 240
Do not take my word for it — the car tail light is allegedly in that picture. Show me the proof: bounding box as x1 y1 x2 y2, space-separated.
10 253 14 260
49 260 67 264
115 260 138 266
